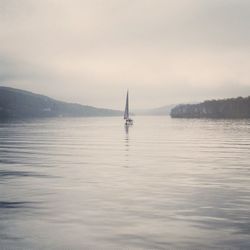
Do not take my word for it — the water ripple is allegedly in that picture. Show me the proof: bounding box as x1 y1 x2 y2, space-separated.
0 117 250 249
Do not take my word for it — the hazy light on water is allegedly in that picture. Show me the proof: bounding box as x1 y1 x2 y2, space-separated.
0 116 250 249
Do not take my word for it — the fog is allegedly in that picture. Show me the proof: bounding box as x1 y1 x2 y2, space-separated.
1 0 250 109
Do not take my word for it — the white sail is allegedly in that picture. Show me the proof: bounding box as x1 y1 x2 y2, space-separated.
124 90 129 120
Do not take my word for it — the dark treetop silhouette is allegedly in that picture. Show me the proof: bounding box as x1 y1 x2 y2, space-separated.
171 96 250 119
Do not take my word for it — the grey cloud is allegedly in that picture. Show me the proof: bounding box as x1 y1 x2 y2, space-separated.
0 0 250 108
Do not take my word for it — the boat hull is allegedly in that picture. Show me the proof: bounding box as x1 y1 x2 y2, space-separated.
125 119 133 125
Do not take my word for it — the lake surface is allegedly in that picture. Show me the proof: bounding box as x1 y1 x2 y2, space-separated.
1 116 250 249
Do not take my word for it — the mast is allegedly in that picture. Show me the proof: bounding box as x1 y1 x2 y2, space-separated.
124 90 129 120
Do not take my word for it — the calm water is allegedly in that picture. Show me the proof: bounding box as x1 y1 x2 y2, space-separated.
1 116 250 249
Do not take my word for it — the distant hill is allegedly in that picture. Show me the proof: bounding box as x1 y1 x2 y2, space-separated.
170 96 250 119
134 105 175 116
0 86 122 119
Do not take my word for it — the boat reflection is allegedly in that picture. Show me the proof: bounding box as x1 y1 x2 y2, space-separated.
124 124 129 135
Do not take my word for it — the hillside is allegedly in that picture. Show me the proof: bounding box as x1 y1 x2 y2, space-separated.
170 96 250 119
134 105 175 116
0 86 122 119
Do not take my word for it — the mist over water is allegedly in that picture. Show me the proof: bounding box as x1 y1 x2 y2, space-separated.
1 116 250 249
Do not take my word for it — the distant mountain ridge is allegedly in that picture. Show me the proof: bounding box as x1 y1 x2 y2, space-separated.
133 105 175 116
171 96 250 119
0 86 122 119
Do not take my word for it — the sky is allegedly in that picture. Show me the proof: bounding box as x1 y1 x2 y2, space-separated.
0 0 250 109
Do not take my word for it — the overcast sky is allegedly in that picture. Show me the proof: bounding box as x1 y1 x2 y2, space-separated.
0 0 250 109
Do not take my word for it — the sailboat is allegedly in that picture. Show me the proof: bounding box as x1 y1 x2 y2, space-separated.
124 90 133 125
